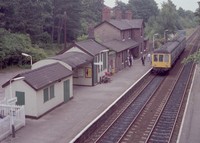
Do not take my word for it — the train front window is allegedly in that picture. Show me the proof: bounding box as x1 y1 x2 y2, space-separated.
163 55 169 62
154 55 158 62
159 55 163 62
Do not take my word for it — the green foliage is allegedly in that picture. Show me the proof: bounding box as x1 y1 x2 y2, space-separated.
0 0 53 43
195 2 200 24
80 0 103 35
0 28 47 68
128 0 159 22
145 0 197 40
77 34 88 41
182 50 200 64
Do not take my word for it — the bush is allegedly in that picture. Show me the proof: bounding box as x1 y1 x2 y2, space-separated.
0 28 47 69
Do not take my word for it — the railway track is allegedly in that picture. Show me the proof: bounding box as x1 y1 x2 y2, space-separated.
73 28 200 143
118 28 200 143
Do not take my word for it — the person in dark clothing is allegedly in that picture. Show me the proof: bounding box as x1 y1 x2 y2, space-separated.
141 56 145 66
129 56 132 67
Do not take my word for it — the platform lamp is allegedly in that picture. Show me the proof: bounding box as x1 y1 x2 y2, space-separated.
22 53 32 68
153 33 159 51
9 76 25 138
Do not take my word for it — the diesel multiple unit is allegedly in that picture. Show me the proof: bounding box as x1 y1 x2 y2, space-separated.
151 35 186 74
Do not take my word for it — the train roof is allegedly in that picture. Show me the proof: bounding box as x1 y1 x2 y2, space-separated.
153 36 185 54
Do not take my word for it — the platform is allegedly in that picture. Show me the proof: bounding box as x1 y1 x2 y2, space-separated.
1 59 151 143
177 65 200 143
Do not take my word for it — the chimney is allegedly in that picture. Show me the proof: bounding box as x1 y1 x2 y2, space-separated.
114 6 122 20
88 24 94 39
102 6 111 21
125 10 133 20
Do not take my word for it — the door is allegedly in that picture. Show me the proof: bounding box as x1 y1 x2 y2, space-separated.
63 80 70 102
16 91 25 105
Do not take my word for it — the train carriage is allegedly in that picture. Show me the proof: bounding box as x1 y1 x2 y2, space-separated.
151 36 186 74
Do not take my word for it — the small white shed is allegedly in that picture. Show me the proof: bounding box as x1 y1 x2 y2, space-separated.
2 63 73 118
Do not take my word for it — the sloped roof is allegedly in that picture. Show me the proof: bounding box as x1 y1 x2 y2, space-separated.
2 63 72 91
102 39 139 52
95 19 144 30
75 39 108 56
50 52 93 69
108 19 144 30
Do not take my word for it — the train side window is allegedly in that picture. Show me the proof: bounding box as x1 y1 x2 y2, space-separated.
163 55 169 62
154 55 158 61
159 55 163 62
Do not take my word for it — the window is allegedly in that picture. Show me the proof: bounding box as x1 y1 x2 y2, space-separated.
122 31 125 40
163 55 169 62
154 55 158 62
159 55 163 62
128 31 131 39
43 85 55 103
50 85 54 99
43 88 49 102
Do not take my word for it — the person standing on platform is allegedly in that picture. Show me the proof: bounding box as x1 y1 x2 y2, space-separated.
141 56 145 66
147 53 151 62
129 55 132 67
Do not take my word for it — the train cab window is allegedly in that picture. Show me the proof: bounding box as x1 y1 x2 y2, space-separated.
154 55 158 62
163 55 169 62
159 55 163 62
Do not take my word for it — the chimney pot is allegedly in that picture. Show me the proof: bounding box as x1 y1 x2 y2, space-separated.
102 7 111 21
114 6 122 20
125 10 133 20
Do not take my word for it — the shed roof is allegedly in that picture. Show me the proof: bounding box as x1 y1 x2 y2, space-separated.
74 39 108 56
2 63 72 91
50 52 93 69
102 39 139 52
96 19 144 30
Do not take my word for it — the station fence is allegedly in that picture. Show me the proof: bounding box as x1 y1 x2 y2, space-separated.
0 104 25 141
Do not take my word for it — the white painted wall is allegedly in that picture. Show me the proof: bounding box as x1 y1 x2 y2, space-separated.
66 47 85 53
4 76 73 118
32 59 72 71
36 76 73 117
4 80 38 117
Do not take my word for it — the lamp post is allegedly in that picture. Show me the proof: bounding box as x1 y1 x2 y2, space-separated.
153 33 158 51
9 76 25 138
164 29 168 43
22 53 32 68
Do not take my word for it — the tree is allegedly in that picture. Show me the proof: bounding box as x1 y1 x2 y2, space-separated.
195 2 200 24
183 2 200 64
0 28 46 68
0 0 53 44
128 0 159 22
52 0 82 43
158 0 182 33
80 0 104 35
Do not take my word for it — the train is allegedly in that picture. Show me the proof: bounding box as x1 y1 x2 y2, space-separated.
151 35 186 74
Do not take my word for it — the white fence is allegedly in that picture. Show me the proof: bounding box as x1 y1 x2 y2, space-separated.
0 104 25 141
0 98 6 104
